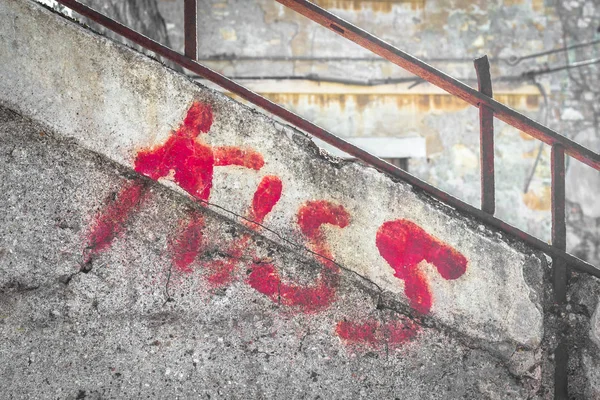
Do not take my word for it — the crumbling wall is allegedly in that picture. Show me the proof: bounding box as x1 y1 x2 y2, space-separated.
0 104 545 399
0 0 596 397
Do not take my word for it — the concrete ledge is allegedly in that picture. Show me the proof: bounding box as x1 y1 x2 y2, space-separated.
1 104 548 399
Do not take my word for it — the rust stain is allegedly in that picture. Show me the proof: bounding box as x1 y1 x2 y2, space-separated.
408 94 471 112
532 22 546 32
501 0 546 12
312 0 426 12
290 29 312 57
520 131 535 141
522 148 538 158
532 0 546 12
412 0 488 33
231 92 539 115
338 94 347 112
496 94 540 111
261 2 313 31
355 94 372 113
259 93 470 113
522 186 551 211
526 95 540 108
417 94 430 111
425 132 444 155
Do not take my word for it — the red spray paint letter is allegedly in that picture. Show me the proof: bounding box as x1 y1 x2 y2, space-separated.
248 175 283 224
83 102 216 264
84 180 147 265
134 101 215 201
132 101 275 275
204 175 283 287
376 219 467 314
248 200 350 312
170 211 206 274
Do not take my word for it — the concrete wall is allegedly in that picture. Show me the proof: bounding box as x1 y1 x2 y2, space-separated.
0 0 598 397
0 105 545 399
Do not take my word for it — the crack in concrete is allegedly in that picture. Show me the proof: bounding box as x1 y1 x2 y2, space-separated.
0 281 40 293
58 271 80 285
375 299 536 377
164 260 174 305
296 327 311 355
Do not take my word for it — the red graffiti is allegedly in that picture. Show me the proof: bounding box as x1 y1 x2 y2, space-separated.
131 101 279 278
247 201 349 312
297 201 349 243
170 211 205 274
203 236 247 287
84 180 147 264
335 317 419 349
134 102 215 201
83 101 282 288
214 147 264 170
249 176 283 224
333 220 466 350
247 262 336 311
336 320 377 345
82 101 471 353
202 175 283 287
376 219 467 314
134 102 267 203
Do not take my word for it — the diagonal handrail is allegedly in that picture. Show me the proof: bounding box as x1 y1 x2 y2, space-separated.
50 0 599 279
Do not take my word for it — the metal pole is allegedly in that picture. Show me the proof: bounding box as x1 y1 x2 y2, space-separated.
474 55 495 215
184 0 197 60
551 143 568 399
552 144 567 302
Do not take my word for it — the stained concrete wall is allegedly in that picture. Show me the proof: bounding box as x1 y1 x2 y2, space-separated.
0 104 546 399
0 0 597 397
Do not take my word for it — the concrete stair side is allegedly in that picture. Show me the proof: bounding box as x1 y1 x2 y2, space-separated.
2 0 598 397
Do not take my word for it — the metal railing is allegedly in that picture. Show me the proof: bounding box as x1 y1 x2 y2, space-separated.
49 1 599 396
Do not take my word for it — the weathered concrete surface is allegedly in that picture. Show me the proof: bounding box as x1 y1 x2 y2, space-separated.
565 275 600 399
0 0 573 397
0 107 544 399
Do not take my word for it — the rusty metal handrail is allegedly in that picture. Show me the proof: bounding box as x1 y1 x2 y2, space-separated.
50 0 599 282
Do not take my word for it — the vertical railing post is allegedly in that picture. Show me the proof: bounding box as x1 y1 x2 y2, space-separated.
552 144 567 302
184 0 197 60
551 143 568 399
474 55 495 215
